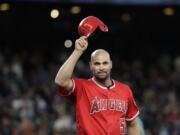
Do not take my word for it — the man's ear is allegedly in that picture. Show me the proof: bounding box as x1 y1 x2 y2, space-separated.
89 61 92 70
110 60 113 69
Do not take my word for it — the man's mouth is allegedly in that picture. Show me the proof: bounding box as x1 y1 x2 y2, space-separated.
98 72 106 74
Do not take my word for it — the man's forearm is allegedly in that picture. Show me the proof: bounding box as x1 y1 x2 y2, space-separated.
55 50 83 85
127 118 142 135
128 126 141 135
55 36 88 90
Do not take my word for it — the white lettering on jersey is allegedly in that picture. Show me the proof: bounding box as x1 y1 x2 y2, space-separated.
90 97 128 114
120 118 127 135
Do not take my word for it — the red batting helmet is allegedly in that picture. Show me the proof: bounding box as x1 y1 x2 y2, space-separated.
78 16 108 37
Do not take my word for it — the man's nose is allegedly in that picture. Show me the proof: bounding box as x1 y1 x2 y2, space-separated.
99 64 104 70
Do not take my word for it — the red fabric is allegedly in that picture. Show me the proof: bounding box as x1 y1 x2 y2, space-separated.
57 78 139 135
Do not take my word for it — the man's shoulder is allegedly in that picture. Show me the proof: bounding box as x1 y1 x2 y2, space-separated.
114 80 131 90
73 77 92 83
72 78 94 89
114 80 133 97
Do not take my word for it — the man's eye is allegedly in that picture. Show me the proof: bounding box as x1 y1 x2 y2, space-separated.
94 62 99 65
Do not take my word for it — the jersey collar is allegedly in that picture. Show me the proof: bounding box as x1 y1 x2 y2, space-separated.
91 77 115 90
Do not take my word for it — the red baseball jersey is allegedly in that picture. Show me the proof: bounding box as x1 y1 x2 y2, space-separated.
58 77 139 135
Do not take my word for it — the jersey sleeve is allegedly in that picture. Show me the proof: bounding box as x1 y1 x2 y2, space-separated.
125 87 139 121
57 78 84 97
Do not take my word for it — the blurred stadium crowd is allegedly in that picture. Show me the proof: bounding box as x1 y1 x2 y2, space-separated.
1 1 180 135
0 43 180 135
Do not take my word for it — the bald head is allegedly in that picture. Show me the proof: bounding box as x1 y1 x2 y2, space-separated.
89 49 112 80
90 49 111 62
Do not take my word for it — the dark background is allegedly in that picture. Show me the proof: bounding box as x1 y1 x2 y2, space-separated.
0 1 180 135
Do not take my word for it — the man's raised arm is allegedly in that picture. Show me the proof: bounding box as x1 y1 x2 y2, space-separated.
54 36 88 92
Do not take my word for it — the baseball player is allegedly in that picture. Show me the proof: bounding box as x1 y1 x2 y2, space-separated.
55 36 142 135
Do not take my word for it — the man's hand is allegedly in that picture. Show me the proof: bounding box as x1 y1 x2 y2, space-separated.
75 36 88 52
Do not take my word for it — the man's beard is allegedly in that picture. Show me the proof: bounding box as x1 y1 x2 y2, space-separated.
94 71 110 80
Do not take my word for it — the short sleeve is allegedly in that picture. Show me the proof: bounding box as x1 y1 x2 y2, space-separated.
56 78 75 97
57 78 84 97
125 87 139 121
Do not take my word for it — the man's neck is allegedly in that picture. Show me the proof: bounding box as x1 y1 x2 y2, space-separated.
94 77 113 88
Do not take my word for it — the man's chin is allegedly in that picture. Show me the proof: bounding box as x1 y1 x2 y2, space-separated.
95 75 107 80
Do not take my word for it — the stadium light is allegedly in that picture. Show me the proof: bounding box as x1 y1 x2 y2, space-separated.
163 8 175 16
64 40 72 48
0 3 10 11
50 9 59 19
70 6 81 14
121 13 131 23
